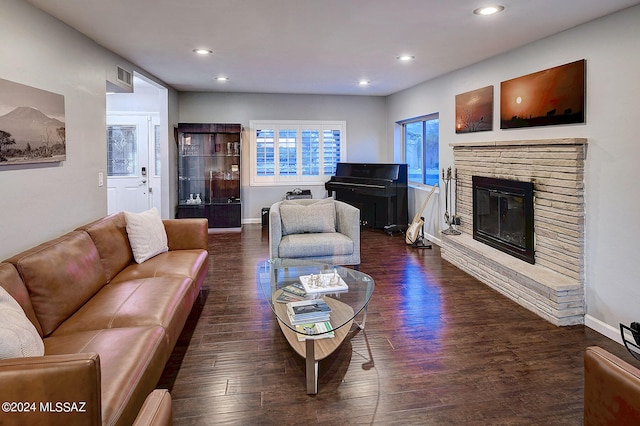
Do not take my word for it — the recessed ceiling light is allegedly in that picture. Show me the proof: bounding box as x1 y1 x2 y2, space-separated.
473 5 504 15
358 80 370 86
215 76 229 82
397 55 415 62
193 48 213 55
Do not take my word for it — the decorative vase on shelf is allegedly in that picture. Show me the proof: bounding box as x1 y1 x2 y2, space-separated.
195 194 202 204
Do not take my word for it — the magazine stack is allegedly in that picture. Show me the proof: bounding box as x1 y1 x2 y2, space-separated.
286 298 334 341
286 299 331 325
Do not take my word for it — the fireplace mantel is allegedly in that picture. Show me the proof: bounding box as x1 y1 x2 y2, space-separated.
441 137 587 326
449 137 587 148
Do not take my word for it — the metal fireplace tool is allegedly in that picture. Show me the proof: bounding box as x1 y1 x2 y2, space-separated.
442 166 461 235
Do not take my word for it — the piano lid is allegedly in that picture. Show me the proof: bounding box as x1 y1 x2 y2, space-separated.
333 163 401 181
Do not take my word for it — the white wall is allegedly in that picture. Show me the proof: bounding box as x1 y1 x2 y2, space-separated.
387 5 640 339
178 92 388 222
0 0 177 260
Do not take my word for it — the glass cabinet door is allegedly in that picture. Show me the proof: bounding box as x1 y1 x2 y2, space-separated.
176 123 242 227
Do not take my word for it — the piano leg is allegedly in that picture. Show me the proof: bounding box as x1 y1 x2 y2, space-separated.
384 195 406 236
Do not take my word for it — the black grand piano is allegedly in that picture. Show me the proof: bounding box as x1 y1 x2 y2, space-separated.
325 163 408 232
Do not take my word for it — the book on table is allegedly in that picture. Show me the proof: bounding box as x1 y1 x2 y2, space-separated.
287 299 331 317
282 282 307 298
275 291 305 304
295 321 335 341
287 309 330 325
286 299 331 325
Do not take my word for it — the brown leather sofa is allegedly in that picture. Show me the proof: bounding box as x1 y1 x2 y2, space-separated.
584 346 640 425
0 212 209 426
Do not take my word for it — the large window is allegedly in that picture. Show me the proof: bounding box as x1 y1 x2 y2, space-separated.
250 120 345 185
402 113 439 186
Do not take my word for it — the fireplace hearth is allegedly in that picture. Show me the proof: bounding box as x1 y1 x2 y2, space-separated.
472 176 534 264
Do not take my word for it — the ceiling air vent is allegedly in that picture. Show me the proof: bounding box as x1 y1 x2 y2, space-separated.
116 66 132 87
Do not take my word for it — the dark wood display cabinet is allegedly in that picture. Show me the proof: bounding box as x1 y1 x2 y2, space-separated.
176 123 242 228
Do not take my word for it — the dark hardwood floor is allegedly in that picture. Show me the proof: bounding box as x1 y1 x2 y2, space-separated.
159 224 629 425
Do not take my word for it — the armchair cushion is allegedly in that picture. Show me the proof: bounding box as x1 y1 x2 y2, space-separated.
279 233 354 258
280 199 336 235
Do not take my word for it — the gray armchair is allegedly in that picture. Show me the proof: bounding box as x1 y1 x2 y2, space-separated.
269 198 360 267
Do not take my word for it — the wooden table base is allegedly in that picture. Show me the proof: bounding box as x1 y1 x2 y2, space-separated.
274 296 356 394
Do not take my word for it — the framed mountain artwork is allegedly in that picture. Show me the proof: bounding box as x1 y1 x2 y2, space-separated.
0 78 65 166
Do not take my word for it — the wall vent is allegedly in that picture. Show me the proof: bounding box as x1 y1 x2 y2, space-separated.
116 66 132 87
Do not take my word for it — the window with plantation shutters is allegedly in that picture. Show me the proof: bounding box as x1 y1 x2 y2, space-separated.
250 120 346 186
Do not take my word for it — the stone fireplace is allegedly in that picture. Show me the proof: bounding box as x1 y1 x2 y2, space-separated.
441 138 587 326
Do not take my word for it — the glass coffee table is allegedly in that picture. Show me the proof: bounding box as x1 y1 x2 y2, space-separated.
258 259 374 394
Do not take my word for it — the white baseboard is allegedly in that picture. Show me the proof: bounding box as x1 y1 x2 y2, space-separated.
585 314 623 345
242 218 261 224
425 233 442 247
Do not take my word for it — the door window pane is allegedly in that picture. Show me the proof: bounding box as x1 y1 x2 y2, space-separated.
107 125 137 176
154 125 161 177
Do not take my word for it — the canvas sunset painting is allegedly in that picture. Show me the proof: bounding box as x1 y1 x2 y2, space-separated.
0 78 66 166
500 60 585 129
456 85 493 133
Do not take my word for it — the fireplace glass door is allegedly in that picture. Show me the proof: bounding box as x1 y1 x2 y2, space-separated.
472 176 534 264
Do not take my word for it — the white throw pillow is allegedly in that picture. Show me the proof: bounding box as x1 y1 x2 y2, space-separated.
124 207 169 263
0 286 44 359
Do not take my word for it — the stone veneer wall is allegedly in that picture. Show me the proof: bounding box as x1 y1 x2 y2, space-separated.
440 138 587 326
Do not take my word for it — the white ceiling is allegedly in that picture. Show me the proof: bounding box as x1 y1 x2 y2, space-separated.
27 0 640 96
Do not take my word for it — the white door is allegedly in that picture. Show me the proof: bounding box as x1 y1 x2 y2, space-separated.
106 115 152 214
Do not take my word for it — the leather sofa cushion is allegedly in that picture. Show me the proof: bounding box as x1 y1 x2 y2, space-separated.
45 326 168 426
53 276 195 349
0 262 42 335
279 233 354 258
8 231 106 337
77 213 134 283
110 249 209 284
